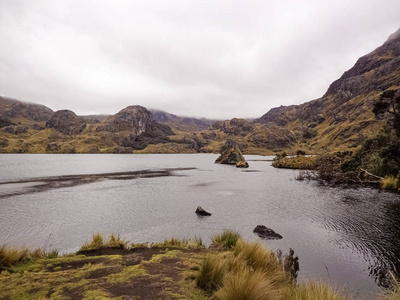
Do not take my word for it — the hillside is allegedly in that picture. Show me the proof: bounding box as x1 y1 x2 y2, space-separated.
257 28 400 152
1 28 399 154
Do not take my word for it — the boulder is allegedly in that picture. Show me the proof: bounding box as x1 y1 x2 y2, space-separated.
215 140 248 166
253 225 282 240
195 206 211 216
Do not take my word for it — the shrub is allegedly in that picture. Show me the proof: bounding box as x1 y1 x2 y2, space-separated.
211 230 241 249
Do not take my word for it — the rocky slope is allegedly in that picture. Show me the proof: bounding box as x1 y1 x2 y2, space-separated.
1 28 399 154
257 28 400 152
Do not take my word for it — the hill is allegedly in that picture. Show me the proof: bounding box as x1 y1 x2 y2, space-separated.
256 27 400 152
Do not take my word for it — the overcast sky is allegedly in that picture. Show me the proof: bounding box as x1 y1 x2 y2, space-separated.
0 1 399 119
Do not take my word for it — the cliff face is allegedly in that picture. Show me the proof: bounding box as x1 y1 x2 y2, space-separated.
256 28 400 151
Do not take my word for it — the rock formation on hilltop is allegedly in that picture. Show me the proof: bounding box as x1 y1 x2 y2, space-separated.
46 110 87 135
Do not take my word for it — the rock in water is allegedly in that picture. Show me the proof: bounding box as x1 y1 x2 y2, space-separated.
236 161 249 168
215 139 249 167
195 206 211 216
253 225 282 240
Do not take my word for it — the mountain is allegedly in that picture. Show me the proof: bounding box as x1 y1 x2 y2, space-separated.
257 28 400 152
1 28 399 154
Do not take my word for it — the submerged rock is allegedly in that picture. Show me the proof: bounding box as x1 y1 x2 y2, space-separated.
253 225 282 240
195 206 211 216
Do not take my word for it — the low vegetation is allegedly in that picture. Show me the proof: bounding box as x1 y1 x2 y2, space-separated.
1 230 399 299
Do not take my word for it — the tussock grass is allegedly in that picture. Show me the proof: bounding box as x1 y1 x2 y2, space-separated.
213 265 282 300
211 230 241 249
0 245 58 269
380 272 400 300
78 233 128 252
283 281 349 300
196 233 348 300
233 240 283 276
153 237 204 248
196 253 232 293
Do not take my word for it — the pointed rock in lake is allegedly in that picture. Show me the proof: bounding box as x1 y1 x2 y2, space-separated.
196 206 211 216
215 139 249 167
253 225 282 240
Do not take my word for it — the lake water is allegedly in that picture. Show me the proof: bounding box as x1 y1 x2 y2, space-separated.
1 154 400 298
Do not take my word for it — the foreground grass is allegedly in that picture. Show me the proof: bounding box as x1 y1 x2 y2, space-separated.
1 231 398 299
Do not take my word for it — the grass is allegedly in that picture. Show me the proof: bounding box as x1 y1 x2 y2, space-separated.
283 281 349 300
78 233 128 252
233 240 284 277
211 230 241 249
0 245 58 269
196 253 232 293
213 265 282 300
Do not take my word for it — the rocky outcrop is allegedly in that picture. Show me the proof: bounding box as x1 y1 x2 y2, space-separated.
1 98 54 122
255 27 400 150
195 206 211 216
253 225 282 240
100 106 153 134
46 110 87 135
215 140 248 167
212 118 253 136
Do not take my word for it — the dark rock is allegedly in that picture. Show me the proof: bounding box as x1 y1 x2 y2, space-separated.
46 142 61 152
46 110 86 135
253 225 282 240
0 138 9 147
195 206 211 216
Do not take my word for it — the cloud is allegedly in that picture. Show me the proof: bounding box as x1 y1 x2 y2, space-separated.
0 0 399 119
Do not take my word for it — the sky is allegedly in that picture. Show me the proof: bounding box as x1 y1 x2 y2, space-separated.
0 1 399 119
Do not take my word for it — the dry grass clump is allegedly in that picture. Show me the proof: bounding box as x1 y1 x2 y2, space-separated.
214 265 282 300
211 230 241 249
196 253 232 293
233 240 283 276
283 281 349 300
196 234 348 300
0 245 58 269
78 233 128 252
152 236 203 248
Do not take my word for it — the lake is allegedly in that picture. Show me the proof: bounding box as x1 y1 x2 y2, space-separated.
1 153 400 298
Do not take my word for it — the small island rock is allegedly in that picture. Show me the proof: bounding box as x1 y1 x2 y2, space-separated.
215 140 249 167
195 206 211 216
253 225 282 240
236 161 249 168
